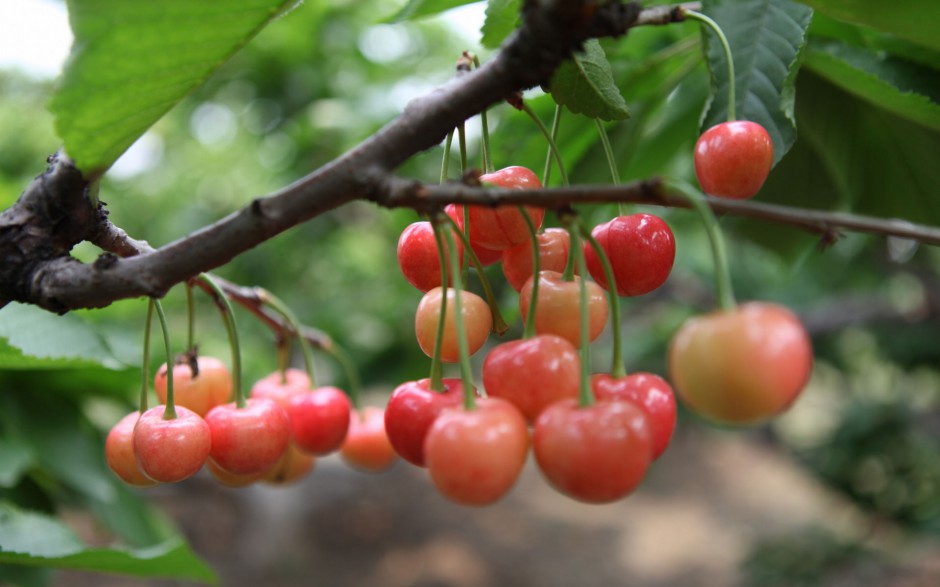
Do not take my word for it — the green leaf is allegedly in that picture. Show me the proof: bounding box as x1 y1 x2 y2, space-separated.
804 39 940 131
384 0 479 23
0 304 124 370
0 505 216 584
549 40 631 121
797 0 940 52
481 0 521 49
699 0 814 165
0 440 33 489
51 0 299 176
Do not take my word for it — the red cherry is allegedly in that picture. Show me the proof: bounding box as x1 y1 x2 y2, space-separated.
397 220 464 292
668 302 812 424
519 271 608 348
415 286 492 362
424 397 529 506
533 399 653 503
584 214 675 297
250 368 311 410
205 398 290 476
154 356 232 417
287 386 351 456
133 405 211 484
482 335 580 423
384 377 469 466
694 120 773 199
444 205 501 267
591 373 676 459
501 228 571 292
105 412 158 487
263 443 316 485
340 407 398 473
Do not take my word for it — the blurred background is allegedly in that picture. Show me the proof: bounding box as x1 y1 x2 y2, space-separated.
1 0 939 585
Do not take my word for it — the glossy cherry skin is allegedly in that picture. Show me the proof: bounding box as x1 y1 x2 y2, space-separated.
519 271 608 348
450 166 545 251
287 386 351 456
250 368 311 410
340 407 398 473
694 120 773 199
263 443 316 485
534 399 653 504
154 356 232 417
445 205 501 267
133 405 211 484
482 335 580 423
205 398 290 476
591 373 676 460
668 302 813 424
424 397 529 506
105 412 158 487
584 214 675 297
397 220 463 292
415 286 492 362
384 378 469 466
502 228 572 292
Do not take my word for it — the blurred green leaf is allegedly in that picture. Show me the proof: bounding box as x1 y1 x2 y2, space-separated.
549 40 630 121
0 304 124 370
384 0 478 22
700 0 814 165
51 0 298 176
0 440 33 489
481 0 521 49
0 504 216 584
797 0 940 52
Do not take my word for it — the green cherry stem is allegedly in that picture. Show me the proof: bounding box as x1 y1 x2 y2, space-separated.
185 282 196 353
440 130 455 183
457 123 468 176
152 298 177 420
322 343 363 410
520 207 540 340
684 9 736 122
276 336 291 385
667 178 737 311
594 118 627 217
198 273 245 408
524 103 568 187
139 299 155 413
470 53 495 175
443 224 477 411
581 226 626 378
257 288 318 389
543 105 563 185
428 215 450 392
565 220 594 408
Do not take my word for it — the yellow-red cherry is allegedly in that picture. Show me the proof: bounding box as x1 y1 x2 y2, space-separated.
591 372 676 460
105 411 158 487
250 368 310 410
205 398 290 476
154 355 231 417
501 228 571 292
450 166 545 251
340 407 398 473
133 405 210 484
415 286 492 362
519 271 608 348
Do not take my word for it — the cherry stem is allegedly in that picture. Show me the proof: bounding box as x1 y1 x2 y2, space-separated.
458 123 468 176
440 130 455 183
684 9 736 122
523 103 568 187
428 215 450 392
565 219 594 408
520 207 540 340
443 224 477 411
667 178 737 311
185 282 195 353
470 53 495 175
198 273 245 408
275 336 291 385
594 118 627 217
152 298 176 420
258 288 317 389
543 105 563 185
323 343 363 410
139 299 155 413
581 226 626 378
442 214 509 336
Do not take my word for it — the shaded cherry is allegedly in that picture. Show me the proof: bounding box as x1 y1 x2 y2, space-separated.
384 377 470 466
154 355 231 417
105 411 158 487
591 372 676 460
340 407 398 473
501 228 571 292
250 368 311 410
445 205 501 267
263 443 316 485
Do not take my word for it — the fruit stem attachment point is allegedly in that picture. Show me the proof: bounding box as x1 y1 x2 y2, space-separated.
684 9 736 122
428 215 450 392
257 288 317 390
520 207 540 340
443 224 477 411
152 298 177 420
581 226 626 378
524 103 568 186
667 178 737 311
139 299 155 413
564 218 594 408
198 273 245 408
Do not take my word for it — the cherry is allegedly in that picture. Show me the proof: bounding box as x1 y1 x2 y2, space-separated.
415 286 492 362
397 220 463 292
287 386 351 456
250 368 311 409
584 214 675 297
105 412 158 487
519 271 608 348
207 458 268 488
533 398 653 503
384 378 470 466
154 355 232 417
205 398 290 476
133 405 211 484
449 166 545 251
444 205 501 267
424 397 529 506
501 228 571 292
668 302 812 424
694 120 773 199
591 373 676 460
263 443 316 485
340 406 398 473
482 335 580 423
